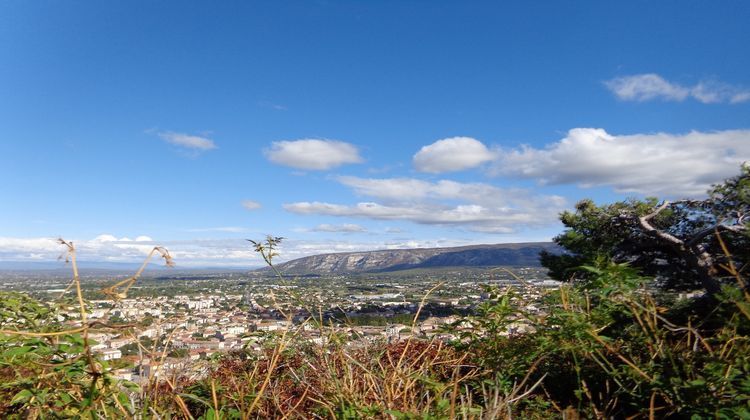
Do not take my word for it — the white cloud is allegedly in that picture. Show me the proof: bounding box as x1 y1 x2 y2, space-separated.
161 239 259 266
0 235 262 267
604 74 689 102
264 139 363 170
605 74 750 104
691 80 750 104
337 176 530 205
337 177 434 201
310 223 367 233
274 237 479 260
0 237 62 255
413 137 496 173
241 200 262 210
94 234 118 242
158 131 217 150
0 235 482 267
94 234 153 243
0 233 560 267
284 177 566 233
493 128 750 197
0 235 156 263
730 92 750 104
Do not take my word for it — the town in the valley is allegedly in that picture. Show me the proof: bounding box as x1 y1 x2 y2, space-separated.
0 266 558 383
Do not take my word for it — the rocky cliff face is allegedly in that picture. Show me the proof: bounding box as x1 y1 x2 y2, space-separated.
269 242 559 274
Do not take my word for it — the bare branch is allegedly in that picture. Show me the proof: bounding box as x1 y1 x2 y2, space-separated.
638 201 684 247
688 223 748 247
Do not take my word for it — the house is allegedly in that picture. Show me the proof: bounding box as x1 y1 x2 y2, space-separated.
99 349 122 360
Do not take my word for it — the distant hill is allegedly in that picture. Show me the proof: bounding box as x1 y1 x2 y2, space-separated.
0 261 256 274
267 242 560 275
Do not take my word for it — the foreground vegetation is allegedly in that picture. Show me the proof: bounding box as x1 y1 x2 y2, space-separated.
1 167 749 418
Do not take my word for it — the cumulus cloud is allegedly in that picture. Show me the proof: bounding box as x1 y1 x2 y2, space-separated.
0 235 262 267
275 237 479 260
0 235 501 267
310 223 367 233
0 237 62 256
337 176 526 204
493 128 750 197
93 234 153 243
284 177 566 233
241 200 262 210
158 131 217 150
413 137 496 173
93 234 119 242
264 139 363 170
0 235 156 263
605 74 750 104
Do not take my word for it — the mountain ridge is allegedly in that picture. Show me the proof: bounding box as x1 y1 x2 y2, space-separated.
267 242 560 274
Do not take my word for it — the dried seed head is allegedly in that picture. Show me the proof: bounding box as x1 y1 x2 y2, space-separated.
156 247 175 267
56 238 75 263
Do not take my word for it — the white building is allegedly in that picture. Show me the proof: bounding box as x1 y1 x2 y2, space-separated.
99 349 122 360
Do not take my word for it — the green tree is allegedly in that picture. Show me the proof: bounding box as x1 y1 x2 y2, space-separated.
119 336 155 356
541 166 750 294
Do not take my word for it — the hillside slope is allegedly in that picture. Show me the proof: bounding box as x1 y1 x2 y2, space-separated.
269 242 559 274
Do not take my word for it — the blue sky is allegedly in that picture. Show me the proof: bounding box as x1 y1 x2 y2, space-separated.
1 1 749 267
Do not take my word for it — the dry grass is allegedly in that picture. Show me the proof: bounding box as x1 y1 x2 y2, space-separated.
148 237 547 419
0 238 174 418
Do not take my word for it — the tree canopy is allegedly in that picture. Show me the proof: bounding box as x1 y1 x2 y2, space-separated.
541 165 750 294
